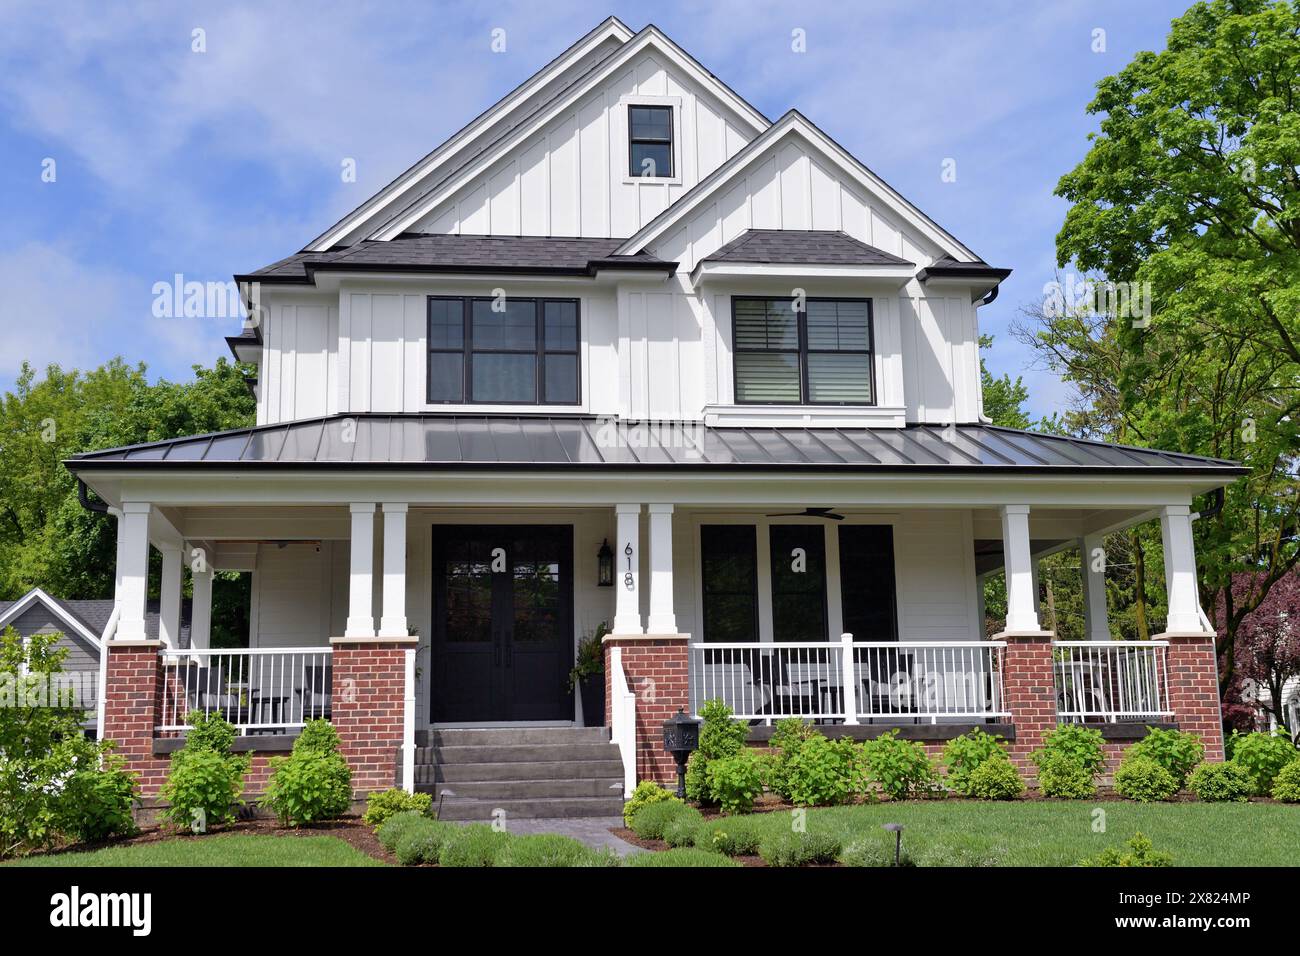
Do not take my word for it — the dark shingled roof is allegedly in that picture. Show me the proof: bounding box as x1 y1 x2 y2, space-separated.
701 229 913 267
917 255 1012 282
238 234 674 283
64 415 1247 477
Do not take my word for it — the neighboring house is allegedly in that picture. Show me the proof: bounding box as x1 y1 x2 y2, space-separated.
70 18 1239 816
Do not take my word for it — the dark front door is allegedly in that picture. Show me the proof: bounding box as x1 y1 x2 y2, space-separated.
431 525 573 723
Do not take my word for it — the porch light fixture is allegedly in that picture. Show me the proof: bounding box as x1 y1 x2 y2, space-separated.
597 539 614 587
883 823 904 866
662 708 701 798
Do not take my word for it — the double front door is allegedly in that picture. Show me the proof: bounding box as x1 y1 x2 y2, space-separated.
431 525 573 723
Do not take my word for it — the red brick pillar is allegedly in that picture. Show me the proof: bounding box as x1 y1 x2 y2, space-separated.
604 635 688 787
1160 633 1225 761
999 632 1058 771
102 640 169 797
330 636 418 796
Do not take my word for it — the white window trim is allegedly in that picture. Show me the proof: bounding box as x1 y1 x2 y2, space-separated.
619 95 684 186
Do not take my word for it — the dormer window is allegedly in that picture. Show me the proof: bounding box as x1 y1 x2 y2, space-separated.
732 297 874 405
629 105 673 178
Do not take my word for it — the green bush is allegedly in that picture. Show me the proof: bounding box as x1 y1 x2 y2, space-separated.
495 833 619 867
943 729 1009 795
1080 831 1172 867
622 780 676 827
1229 730 1298 795
363 788 433 829
705 750 766 814
1270 758 1300 802
766 718 819 795
438 823 510 867
55 752 138 843
377 811 428 853
1035 750 1096 799
861 731 939 801
782 734 862 806
1188 762 1252 803
684 751 710 803
685 699 748 804
1127 727 1203 788
694 817 762 856
631 798 697 841
1113 754 1179 802
1034 723 1105 777
840 839 914 867
623 847 742 867
259 719 352 826
966 754 1025 800
183 710 238 755
159 747 249 831
393 819 456 865
757 830 842 867
661 806 705 848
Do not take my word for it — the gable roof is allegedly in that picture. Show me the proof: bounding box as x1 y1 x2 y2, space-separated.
0 588 194 650
614 109 983 264
702 229 913 267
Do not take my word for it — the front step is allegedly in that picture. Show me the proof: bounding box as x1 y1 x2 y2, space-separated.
421 743 618 764
429 777 623 799
420 727 611 747
416 759 624 784
434 796 626 821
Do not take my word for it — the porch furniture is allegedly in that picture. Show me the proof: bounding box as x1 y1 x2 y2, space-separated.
295 663 333 721
862 648 918 724
250 693 290 735
178 666 242 724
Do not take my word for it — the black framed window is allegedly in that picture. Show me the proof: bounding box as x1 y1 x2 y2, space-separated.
427 296 580 405
733 297 874 405
838 524 898 641
769 525 828 642
701 525 758 643
628 105 673 178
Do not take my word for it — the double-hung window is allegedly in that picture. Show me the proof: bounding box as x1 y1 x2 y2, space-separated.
628 105 673 178
732 297 874 405
427 296 580 405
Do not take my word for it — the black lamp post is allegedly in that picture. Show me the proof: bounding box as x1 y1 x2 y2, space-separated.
662 707 701 798
597 539 614 587
883 823 904 866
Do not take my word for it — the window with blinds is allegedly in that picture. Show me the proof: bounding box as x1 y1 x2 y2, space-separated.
732 297 873 405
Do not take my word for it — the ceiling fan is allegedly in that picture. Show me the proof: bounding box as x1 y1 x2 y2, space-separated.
766 507 845 521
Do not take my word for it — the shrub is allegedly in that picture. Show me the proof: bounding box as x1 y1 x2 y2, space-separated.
1080 832 1172 867
363 788 433 829
766 719 819 796
438 823 510 867
260 719 352 826
631 798 697 841
55 752 138 843
1035 750 1096 799
758 830 842 867
913 843 1004 867
840 839 914 867
495 833 618 867
861 731 939 801
159 747 249 831
661 806 705 848
1229 730 1299 796
1188 762 1252 803
694 818 762 856
1112 754 1178 802
705 750 766 814
624 847 742 867
686 699 748 804
183 710 238 755
1034 723 1105 777
1270 758 1300 802
393 819 456 865
782 734 863 806
943 729 1009 795
376 811 427 853
1126 727 1203 788
684 751 710 803
966 754 1025 800
622 780 676 827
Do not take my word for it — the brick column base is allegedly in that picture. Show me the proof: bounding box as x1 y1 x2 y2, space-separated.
102 640 169 797
330 636 418 796
604 634 688 787
996 631 1058 773
1158 632 1225 761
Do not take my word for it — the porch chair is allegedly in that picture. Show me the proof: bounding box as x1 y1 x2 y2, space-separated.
178 666 245 725
295 663 333 721
861 648 918 724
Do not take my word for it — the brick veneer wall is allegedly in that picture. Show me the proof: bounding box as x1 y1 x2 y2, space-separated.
604 635 688 787
330 638 416 796
1162 633 1226 762
998 633 1058 773
102 641 169 796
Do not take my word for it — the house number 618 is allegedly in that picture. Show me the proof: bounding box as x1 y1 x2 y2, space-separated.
624 542 634 590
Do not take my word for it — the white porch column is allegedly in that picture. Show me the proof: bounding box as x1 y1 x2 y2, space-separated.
1160 504 1203 633
189 551 213 650
1080 533 1110 641
158 545 183 648
1000 504 1041 633
612 503 643 635
115 502 151 641
345 503 377 638
379 503 409 638
646 503 676 634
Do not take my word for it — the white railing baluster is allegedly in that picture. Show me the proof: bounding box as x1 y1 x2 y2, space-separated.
1051 641 1172 723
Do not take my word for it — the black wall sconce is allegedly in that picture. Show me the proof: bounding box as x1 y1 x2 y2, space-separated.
597 539 614 587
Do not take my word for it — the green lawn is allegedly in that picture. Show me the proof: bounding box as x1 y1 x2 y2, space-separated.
5 834 386 868
723 801 1300 866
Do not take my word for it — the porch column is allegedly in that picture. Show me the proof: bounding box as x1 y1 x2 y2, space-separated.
345 503 377 638
1000 505 1041 633
612 503 643 635
646 503 676 634
1080 533 1110 641
378 503 409 638
1159 504 1203 633
115 502 152 641
189 550 213 650
158 545 183 648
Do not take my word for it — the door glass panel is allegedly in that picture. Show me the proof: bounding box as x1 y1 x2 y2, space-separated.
443 541 492 643
701 525 758 643
511 540 561 644
769 525 828 642
839 524 898 641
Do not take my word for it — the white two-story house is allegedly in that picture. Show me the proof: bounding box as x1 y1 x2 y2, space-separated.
72 18 1239 814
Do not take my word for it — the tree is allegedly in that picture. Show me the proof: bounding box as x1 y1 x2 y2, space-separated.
979 335 1031 430
1220 571 1300 729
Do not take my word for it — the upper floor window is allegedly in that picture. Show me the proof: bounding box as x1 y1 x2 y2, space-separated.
628 105 673 178
732 297 874 405
427 296 579 405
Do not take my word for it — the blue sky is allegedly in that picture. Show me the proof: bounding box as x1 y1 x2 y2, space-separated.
0 0 1194 419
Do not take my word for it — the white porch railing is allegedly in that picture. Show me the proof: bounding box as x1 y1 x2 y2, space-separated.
689 636 1008 724
1053 640 1172 723
609 646 637 797
158 646 333 734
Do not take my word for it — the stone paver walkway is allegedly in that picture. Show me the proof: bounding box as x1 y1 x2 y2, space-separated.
502 817 643 856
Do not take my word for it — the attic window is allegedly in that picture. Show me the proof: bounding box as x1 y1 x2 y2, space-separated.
629 105 673 178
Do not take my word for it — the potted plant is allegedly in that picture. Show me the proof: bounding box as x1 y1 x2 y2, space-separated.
569 622 609 727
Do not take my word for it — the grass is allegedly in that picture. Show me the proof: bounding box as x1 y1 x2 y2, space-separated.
710 801 1300 866
5 834 386 868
